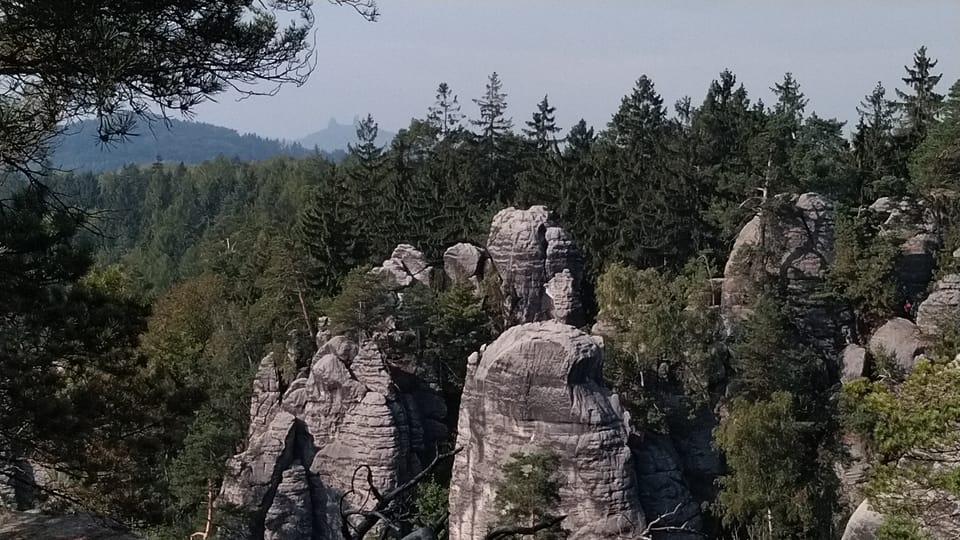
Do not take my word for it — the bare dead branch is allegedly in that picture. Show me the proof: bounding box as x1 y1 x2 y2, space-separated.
340 447 462 540
483 514 567 540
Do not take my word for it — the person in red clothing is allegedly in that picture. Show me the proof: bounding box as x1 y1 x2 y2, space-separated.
904 299 913 317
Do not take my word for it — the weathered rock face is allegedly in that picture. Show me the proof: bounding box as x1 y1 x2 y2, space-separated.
448 321 646 540
869 196 941 301
841 500 883 540
443 242 485 287
869 317 926 372
721 193 849 355
486 207 585 326
219 331 446 540
917 274 960 335
373 244 436 290
841 344 869 382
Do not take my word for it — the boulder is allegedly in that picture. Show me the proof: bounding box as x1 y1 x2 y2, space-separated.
869 318 926 373
917 274 960 336
448 321 646 540
486 207 584 326
391 244 433 287
443 243 484 285
841 500 883 540
373 244 435 290
841 344 868 382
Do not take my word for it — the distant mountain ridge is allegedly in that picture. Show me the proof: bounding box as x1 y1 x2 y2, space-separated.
297 117 395 152
52 119 341 173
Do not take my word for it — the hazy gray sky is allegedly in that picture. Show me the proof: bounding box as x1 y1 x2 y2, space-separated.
195 1 960 141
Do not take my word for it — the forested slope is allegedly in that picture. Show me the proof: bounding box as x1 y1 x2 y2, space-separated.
4 47 960 539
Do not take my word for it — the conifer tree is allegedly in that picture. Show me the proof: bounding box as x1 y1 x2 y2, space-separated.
911 79 960 192
427 82 464 138
523 95 561 152
471 72 513 145
607 75 667 168
895 46 944 141
853 82 904 196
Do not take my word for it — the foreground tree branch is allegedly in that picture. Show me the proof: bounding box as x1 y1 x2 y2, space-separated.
483 514 567 540
340 447 462 540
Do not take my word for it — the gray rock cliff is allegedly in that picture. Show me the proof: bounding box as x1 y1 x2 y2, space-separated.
448 321 647 540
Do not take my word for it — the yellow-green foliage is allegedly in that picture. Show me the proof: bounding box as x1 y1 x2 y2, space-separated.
715 392 836 538
596 261 724 406
320 267 396 338
841 359 960 522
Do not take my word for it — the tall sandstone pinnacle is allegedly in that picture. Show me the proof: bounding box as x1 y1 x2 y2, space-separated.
486 206 585 327
447 321 647 540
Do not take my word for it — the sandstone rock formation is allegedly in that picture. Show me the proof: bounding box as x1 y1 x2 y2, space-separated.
630 433 703 539
721 193 849 355
869 196 941 301
841 344 868 382
841 500 883 540
443 242 485 287
486 206 584 326
219 330 446 539
917 273 960 336
448 321 647 540
374 244 435 289
869 317 926 372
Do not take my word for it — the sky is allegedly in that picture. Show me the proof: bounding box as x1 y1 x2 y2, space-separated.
195 1 960 141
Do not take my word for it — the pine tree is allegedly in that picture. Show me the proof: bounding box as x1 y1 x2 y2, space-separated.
427 82 464 138
471 72 513 145
523 95 561 152
895 46 944 141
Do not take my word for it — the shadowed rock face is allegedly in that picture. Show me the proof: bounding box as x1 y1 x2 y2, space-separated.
870 196 941 302
721 193 849 356
486 207 585 326
448 321 646 540
0 511 141 540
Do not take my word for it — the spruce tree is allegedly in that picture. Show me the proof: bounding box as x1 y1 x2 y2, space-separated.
853 82 904 197
427 82 464 138
523 95 561 152
607 75 667 168
471 72 513 145
895 46 944 141
911 79 960 192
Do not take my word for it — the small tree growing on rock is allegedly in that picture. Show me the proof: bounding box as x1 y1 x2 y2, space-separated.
492 450 567 540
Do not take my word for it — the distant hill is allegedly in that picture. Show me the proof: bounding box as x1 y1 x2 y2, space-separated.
297 117 395 152
52 119 341 173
